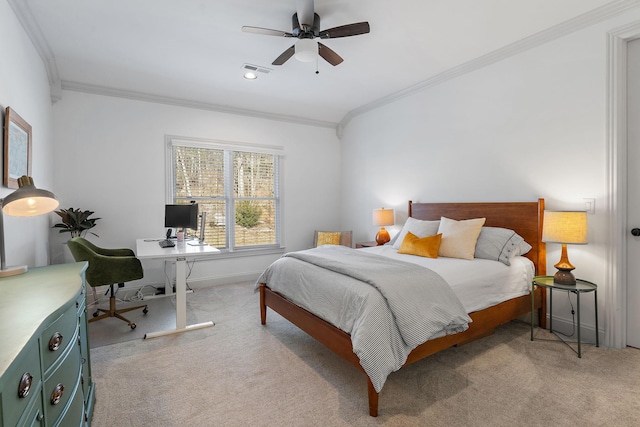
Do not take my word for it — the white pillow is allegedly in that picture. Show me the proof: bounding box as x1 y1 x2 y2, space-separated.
392 217 441 249
437 217 486 260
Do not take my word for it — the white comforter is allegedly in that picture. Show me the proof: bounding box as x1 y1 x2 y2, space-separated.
256 245 534 393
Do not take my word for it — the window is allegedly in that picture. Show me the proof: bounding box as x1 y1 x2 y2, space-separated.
167 136 282 252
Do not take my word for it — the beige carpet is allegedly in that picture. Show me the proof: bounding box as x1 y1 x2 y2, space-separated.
88 282 640 427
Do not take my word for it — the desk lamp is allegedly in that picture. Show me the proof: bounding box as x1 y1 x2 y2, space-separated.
542 210 588 285
373 208 394 246
0 175 58 277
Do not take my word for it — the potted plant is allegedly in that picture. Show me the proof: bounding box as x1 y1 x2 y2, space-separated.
53 208 100 238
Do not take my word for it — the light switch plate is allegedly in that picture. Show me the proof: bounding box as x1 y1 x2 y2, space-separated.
584 198 595 214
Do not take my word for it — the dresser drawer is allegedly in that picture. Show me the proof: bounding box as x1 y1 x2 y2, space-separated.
0 340 43 427
16 391 44 427
43 342 81 425
40 304 78 375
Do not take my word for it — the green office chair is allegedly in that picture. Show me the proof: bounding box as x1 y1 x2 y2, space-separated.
67 237 148 329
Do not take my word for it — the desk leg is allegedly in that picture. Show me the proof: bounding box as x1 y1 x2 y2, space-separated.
144 257 214 339
165 259 175 297
176 257 187 330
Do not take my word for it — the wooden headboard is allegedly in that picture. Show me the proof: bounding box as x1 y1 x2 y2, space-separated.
408 199 546 275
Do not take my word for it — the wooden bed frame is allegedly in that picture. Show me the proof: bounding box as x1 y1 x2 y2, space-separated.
259 199 547 416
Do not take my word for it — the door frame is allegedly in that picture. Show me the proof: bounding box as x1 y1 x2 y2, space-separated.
607 22 640 349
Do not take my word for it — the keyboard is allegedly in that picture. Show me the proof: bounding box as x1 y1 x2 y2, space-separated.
158 239 175 248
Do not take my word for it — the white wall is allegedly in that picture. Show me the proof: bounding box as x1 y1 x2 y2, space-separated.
0 0 54 268
51 91 342 286
339 9 640 341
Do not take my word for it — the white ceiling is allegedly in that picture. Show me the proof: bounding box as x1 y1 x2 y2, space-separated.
10 0 631 127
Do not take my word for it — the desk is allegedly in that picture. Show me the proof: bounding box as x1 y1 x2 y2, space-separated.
136 239 220 339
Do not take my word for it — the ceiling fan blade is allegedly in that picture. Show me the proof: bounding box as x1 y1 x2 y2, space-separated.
272 45 295 65
242 26 293 38
295 0 315 28
319 22 370 39
318 42 343 66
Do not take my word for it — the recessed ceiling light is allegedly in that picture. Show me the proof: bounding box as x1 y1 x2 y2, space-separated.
241 64 271 80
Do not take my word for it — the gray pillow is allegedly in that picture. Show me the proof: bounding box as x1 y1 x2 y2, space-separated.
474 227 531 266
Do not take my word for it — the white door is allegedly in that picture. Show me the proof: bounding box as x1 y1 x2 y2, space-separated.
627 38 640 348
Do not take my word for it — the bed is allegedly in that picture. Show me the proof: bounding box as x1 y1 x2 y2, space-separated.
258 199 547 416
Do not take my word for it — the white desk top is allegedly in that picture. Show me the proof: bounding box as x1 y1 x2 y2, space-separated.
136 238 220 260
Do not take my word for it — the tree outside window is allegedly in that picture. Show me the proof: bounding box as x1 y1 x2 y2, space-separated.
169 139 281 251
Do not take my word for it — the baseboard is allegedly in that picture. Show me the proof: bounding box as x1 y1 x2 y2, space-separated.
540 314 601 345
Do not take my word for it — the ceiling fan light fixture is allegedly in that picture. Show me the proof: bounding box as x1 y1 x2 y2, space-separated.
294 39 318 62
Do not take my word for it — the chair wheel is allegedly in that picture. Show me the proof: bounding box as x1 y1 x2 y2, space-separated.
143 307 148 315
93 311 99 318
130 323 137 329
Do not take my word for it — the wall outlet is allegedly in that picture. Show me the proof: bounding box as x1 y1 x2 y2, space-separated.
584 198 595 214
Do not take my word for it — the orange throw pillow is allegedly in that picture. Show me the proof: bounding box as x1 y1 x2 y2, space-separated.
398 231 442 258
317 232 341 246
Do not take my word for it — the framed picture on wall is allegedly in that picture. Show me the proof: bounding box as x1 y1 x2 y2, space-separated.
3 107 32 189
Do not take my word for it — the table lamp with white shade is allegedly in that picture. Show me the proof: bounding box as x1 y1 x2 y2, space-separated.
0 175 58 277
542 210 588 285
373 207 394 246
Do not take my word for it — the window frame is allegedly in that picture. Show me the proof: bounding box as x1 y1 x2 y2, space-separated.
165 135 284 256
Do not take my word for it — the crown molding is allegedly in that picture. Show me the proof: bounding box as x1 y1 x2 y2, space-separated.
60 81 337 129
337 0 640 137
10 0 639 136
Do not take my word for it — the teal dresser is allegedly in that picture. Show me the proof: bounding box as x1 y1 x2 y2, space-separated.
0 263 95 426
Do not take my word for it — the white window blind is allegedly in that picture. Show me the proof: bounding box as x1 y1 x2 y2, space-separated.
167 136 282 251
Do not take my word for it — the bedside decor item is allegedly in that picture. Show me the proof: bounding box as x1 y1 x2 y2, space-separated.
531 276 598 358
0 175 58 277
3 107 32 189
373 208 394 245
542 210 588 285
53 207 100 238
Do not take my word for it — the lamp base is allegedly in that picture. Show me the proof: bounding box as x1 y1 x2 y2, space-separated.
375 227 390 246
554 269 576 285
0 265 28 278
0 265 27 277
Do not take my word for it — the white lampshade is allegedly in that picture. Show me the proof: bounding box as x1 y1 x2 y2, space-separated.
542 211 588 244
295 39 318 62
373 208 394 226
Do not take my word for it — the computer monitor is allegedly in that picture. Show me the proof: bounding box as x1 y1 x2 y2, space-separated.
164 203 198 230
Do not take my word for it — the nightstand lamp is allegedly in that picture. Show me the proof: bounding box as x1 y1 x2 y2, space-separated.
0 175 58 277
542 210 588 285
373 208 394 245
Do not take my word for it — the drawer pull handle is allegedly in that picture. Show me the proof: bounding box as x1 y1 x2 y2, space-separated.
18 372 33 398
49 332 63 351
50 383 64 405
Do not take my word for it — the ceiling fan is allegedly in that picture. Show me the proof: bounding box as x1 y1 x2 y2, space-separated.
241 0 370 67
